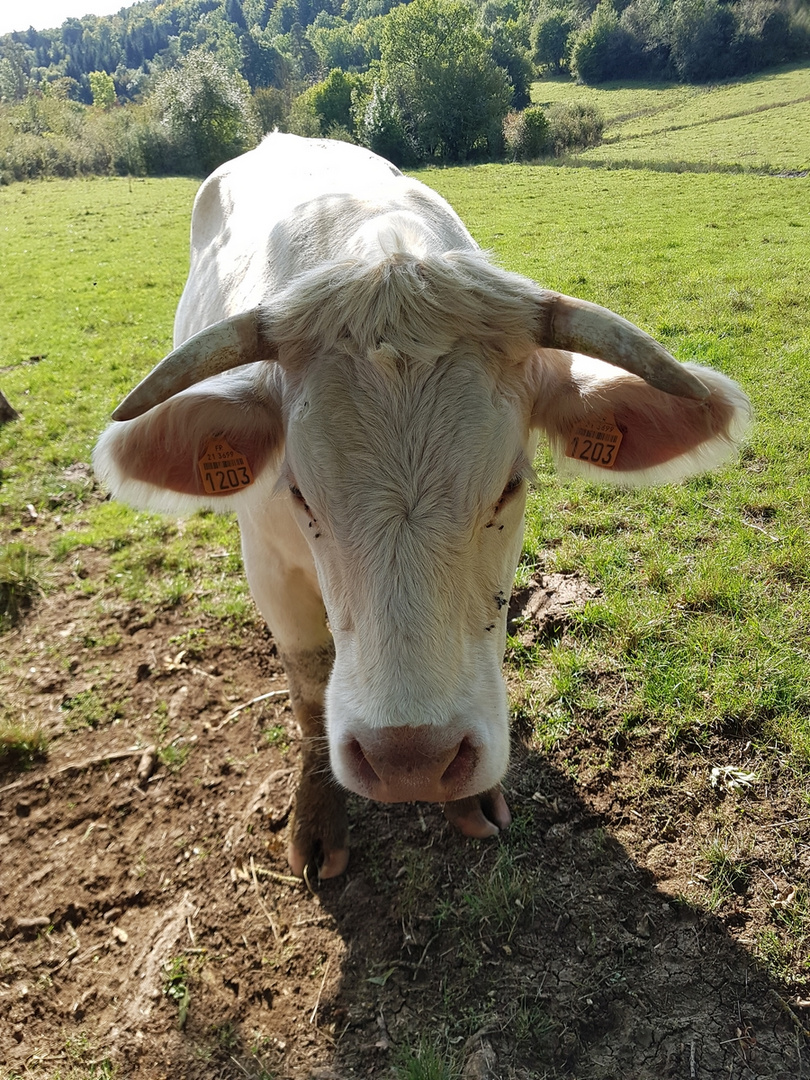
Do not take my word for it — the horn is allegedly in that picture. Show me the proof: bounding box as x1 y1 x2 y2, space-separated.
112 309 267 421
535 292 710 401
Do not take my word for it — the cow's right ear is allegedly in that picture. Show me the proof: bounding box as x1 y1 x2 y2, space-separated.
93 369 284 514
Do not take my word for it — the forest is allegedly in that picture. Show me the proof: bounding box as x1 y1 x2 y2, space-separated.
0 0 809 176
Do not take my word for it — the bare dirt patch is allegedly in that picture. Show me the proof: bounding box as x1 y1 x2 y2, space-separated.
1 556 808 1079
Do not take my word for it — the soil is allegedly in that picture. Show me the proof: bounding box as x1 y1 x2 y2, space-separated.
1 535 809 1079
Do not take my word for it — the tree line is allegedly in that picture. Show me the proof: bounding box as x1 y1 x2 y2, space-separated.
0 0 808 180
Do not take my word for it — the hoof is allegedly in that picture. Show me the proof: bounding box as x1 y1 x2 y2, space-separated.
287 841 350 880
288 778 349 880
443 785 511 838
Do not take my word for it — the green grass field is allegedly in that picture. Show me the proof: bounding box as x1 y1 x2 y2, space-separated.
534 62 810 171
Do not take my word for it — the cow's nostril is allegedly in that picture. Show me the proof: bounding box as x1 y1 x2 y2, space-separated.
348 737 380 787
344 729 480 802
440 736 477 786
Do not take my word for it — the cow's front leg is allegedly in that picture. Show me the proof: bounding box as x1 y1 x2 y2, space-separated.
239 505 348 879
443 785 512 838
279 643 349 879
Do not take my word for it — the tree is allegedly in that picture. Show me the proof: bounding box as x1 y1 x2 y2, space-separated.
357 81 413 165
668 0 736 81
569 0 641 83
531 6 578 73
488 16 534 109
150 49 259 174
88 69 116 109
0 41 31 102
379 0 511 162
242 29 291 88
619 0 671 78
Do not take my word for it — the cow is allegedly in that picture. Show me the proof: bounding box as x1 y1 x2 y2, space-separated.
94 133 751 879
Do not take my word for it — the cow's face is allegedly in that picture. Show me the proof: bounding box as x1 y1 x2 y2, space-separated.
283 342 535 805
97 253 749 825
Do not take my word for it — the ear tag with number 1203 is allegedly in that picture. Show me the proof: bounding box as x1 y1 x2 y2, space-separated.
197 437 255 493
565 414 624 469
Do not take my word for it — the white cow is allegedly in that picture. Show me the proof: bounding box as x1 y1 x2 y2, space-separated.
94 134 751 878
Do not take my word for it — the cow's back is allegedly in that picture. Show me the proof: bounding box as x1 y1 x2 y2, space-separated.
174 133 474 344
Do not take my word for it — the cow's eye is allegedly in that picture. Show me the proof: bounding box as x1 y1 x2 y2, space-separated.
289 484 305 502
502 474 523 498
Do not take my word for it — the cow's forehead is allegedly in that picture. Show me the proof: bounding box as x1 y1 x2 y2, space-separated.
285 343 530 512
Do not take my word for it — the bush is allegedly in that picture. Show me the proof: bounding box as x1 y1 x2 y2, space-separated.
503 106 550 161
0 90 226 183
546 101 604 155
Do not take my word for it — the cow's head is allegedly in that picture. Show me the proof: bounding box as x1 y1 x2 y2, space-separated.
94 252 750 828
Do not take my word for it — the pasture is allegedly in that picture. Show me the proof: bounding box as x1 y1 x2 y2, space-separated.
2 88 810 1078
535 62 810 172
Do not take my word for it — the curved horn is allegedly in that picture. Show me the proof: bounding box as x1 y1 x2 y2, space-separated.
112 309 267 421
535 292 710 401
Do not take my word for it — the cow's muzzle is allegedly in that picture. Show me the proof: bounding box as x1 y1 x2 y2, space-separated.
343 726 479 803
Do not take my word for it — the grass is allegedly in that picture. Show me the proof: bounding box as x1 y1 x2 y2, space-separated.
699 832 752 911
393 1039 461 1080
0 718 48 766
0 541 41 627
532 62 810 172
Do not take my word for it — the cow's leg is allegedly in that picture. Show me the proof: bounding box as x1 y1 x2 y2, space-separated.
443 786 512 838
239 504 349 879
278 641 349 879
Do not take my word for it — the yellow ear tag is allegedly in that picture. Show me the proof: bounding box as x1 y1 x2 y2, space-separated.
565 413 624 469
197 437 255 494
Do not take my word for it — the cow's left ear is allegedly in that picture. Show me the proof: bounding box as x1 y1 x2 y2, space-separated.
529 350 752 486
93 369 284 513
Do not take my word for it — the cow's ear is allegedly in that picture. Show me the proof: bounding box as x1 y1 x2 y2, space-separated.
529 350 751 486
93 370 283 513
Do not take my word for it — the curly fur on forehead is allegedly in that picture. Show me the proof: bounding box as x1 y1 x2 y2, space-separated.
259 242 542 369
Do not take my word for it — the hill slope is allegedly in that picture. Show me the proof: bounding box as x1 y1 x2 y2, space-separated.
533 63 810 172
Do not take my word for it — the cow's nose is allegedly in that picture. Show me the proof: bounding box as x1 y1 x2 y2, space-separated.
345 727 478 802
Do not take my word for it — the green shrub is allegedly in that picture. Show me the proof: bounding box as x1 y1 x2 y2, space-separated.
0 92 194 181
547 100 604 155
288 69 366 140
503 105 550 161
569 0 642 84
